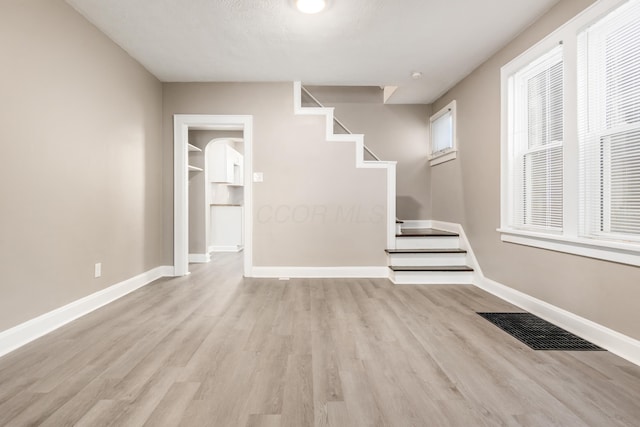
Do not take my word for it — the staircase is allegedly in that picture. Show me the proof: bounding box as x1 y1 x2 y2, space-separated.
387 225 474 284
295 83 474 285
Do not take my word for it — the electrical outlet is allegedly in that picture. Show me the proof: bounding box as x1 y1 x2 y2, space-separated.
94 262 102 278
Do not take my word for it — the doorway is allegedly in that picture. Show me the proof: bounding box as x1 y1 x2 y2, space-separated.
173 114 253 277
204 137 245 255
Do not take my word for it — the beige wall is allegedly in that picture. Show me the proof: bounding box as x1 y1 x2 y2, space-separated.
431 0 640 340
163 83 388 267
304 86 432 219
0 0 164 331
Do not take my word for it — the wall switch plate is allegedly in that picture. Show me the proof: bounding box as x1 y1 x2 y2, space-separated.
253 172 264 182
94 262 102 278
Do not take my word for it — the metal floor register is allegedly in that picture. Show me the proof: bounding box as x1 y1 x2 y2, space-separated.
477 312 604 351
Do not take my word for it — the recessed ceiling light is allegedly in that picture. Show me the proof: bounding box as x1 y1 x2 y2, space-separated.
411 71 423 80
296 0 326 14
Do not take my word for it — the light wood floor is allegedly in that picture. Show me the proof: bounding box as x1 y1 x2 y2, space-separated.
1 254 639 426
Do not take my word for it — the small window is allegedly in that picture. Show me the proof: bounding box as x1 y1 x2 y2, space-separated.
429 100 457 166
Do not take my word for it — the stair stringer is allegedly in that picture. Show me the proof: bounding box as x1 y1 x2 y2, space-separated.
293 81 397 250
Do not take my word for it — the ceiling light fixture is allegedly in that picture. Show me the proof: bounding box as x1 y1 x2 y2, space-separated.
411 71 423 80
296 0 326 14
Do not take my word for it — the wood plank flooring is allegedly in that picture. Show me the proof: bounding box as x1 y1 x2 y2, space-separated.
0 253 639 426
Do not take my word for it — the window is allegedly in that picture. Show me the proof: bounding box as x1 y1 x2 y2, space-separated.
578 1 640 242
429 100 457 166
509 46 564 232
500 0 640 266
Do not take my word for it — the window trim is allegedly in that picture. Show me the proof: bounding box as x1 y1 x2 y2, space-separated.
499 0 640 266
498 227 640 267
429 100 457 166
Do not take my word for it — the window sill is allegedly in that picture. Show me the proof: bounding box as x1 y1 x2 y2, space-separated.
429 150 457 166
498 228 640 267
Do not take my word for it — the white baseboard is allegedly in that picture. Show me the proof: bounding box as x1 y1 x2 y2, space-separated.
188 253 211 263
431 220 640 366
252 266 388 279
391 270 474 285
429 220 461 235
477 276 640 366
0 265 173 359
399 220 432 229
209 245 243 253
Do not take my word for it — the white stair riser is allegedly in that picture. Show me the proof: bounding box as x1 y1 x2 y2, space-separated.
391 270 474 285
388 253 467 267
396 236 460 249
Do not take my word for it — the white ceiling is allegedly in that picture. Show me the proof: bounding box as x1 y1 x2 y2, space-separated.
65 0 561 104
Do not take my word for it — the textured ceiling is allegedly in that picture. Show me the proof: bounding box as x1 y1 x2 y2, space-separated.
65 0 561 104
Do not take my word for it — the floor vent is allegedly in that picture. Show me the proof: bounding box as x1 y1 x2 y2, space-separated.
477 312 605 351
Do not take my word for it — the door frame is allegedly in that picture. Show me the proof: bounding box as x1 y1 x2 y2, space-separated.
173 114 253 277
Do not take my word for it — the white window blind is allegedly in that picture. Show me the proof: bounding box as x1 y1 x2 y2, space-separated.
429 100 457 166
431 110 453 154
579 0 640 241
511 46 564 231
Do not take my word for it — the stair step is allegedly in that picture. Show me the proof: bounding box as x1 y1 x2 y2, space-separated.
390 266 474 285
397 228 458 237
387 250 468 267
387 249 468 266
396 232 460 250
389 265 474 272
385 248 466 254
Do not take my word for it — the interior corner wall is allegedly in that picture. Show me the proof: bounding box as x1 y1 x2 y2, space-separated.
0 0 164 331
431 0 640 341
163 83 388 268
